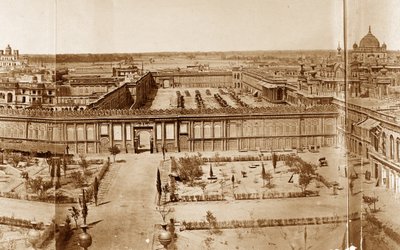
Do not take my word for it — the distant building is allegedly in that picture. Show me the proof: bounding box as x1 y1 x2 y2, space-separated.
351 26 387 65
0 44 26 69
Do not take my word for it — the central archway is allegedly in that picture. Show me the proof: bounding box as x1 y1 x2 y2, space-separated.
134 128 153 153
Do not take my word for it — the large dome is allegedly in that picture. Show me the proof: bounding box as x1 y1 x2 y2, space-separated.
359 27 380 48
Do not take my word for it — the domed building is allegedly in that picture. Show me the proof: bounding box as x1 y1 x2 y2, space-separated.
351 26 387 64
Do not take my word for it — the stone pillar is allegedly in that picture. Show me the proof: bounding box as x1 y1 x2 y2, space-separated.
161 122 165 148
74 123 78 154
94 123 99 153
175 121 179 152
152 123 157 153
110 122 113 147
122 123 126 153
201 121 204 151
25 121 29 139
84 123 88 154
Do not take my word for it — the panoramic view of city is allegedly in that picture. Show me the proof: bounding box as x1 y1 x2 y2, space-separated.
0 0 400 249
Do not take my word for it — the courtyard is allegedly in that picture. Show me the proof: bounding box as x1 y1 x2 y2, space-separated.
150 87 278 110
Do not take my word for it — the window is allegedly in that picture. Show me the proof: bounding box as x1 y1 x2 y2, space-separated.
180 123 188 134
390 135 394 159
165 123 174 140
100 124 109 136
113 124 122 141
214 124 222 138
194 125 201 138
156 124 162 140
204 125 211 138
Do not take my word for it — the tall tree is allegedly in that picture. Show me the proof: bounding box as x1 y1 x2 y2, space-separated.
156 168 162 205
93 176 99 206
261 165 266 186
272 153 278 172
209 164 214 177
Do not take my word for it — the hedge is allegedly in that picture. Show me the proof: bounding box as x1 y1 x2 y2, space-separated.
179 194 224 202
182 212 359 230
0 216 45 229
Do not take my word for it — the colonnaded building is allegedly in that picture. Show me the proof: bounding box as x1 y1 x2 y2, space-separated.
0 27 399 194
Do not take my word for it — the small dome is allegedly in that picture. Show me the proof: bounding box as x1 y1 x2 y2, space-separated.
359 26 380 48
382 42 387 49
353 43 358 49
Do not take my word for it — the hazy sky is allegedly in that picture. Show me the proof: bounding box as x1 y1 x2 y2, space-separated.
0 0 399 54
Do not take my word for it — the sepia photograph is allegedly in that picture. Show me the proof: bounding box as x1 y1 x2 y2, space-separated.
0 0 400 249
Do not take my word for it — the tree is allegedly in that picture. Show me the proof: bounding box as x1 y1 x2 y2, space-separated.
206 211 221 234
261 165 266 186
263 169 273 188
69 206 80 229
26 176 53 197
93 177 99 206
78 154 89 170
9 153 23 168
108 145 121 162
299 173 312 193
156 168 162 205
272 153 278 171
177 154 204 186
363 195 379 213
209 164 214 177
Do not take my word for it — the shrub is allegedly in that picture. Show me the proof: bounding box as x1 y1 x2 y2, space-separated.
70 171 85 188
177 154 204 185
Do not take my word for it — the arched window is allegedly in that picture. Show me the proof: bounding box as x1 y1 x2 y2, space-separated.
204 125 211 138
214 124 221 138
194 125 201 138
397 138 400 162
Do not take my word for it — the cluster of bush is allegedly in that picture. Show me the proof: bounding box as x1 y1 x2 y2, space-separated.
182 213 359 230
234 193 260 200
0 190 75 203
228 90 249 108
214 93 230 108
176 91 184 108
365 213 400 245
262 190 319 199
0 216 44 229
180 194 224 202
201 155 263 163
195 90 205 109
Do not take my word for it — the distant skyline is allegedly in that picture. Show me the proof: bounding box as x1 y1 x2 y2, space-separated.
0 0 399 54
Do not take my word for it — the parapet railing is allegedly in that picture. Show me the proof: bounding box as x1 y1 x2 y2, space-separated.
0 104 338 119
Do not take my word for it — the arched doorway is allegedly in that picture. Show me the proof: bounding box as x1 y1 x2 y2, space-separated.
135 128 153 153
7 93 13 103
163 79 170 88
138 131 151 149
277 88 283 100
